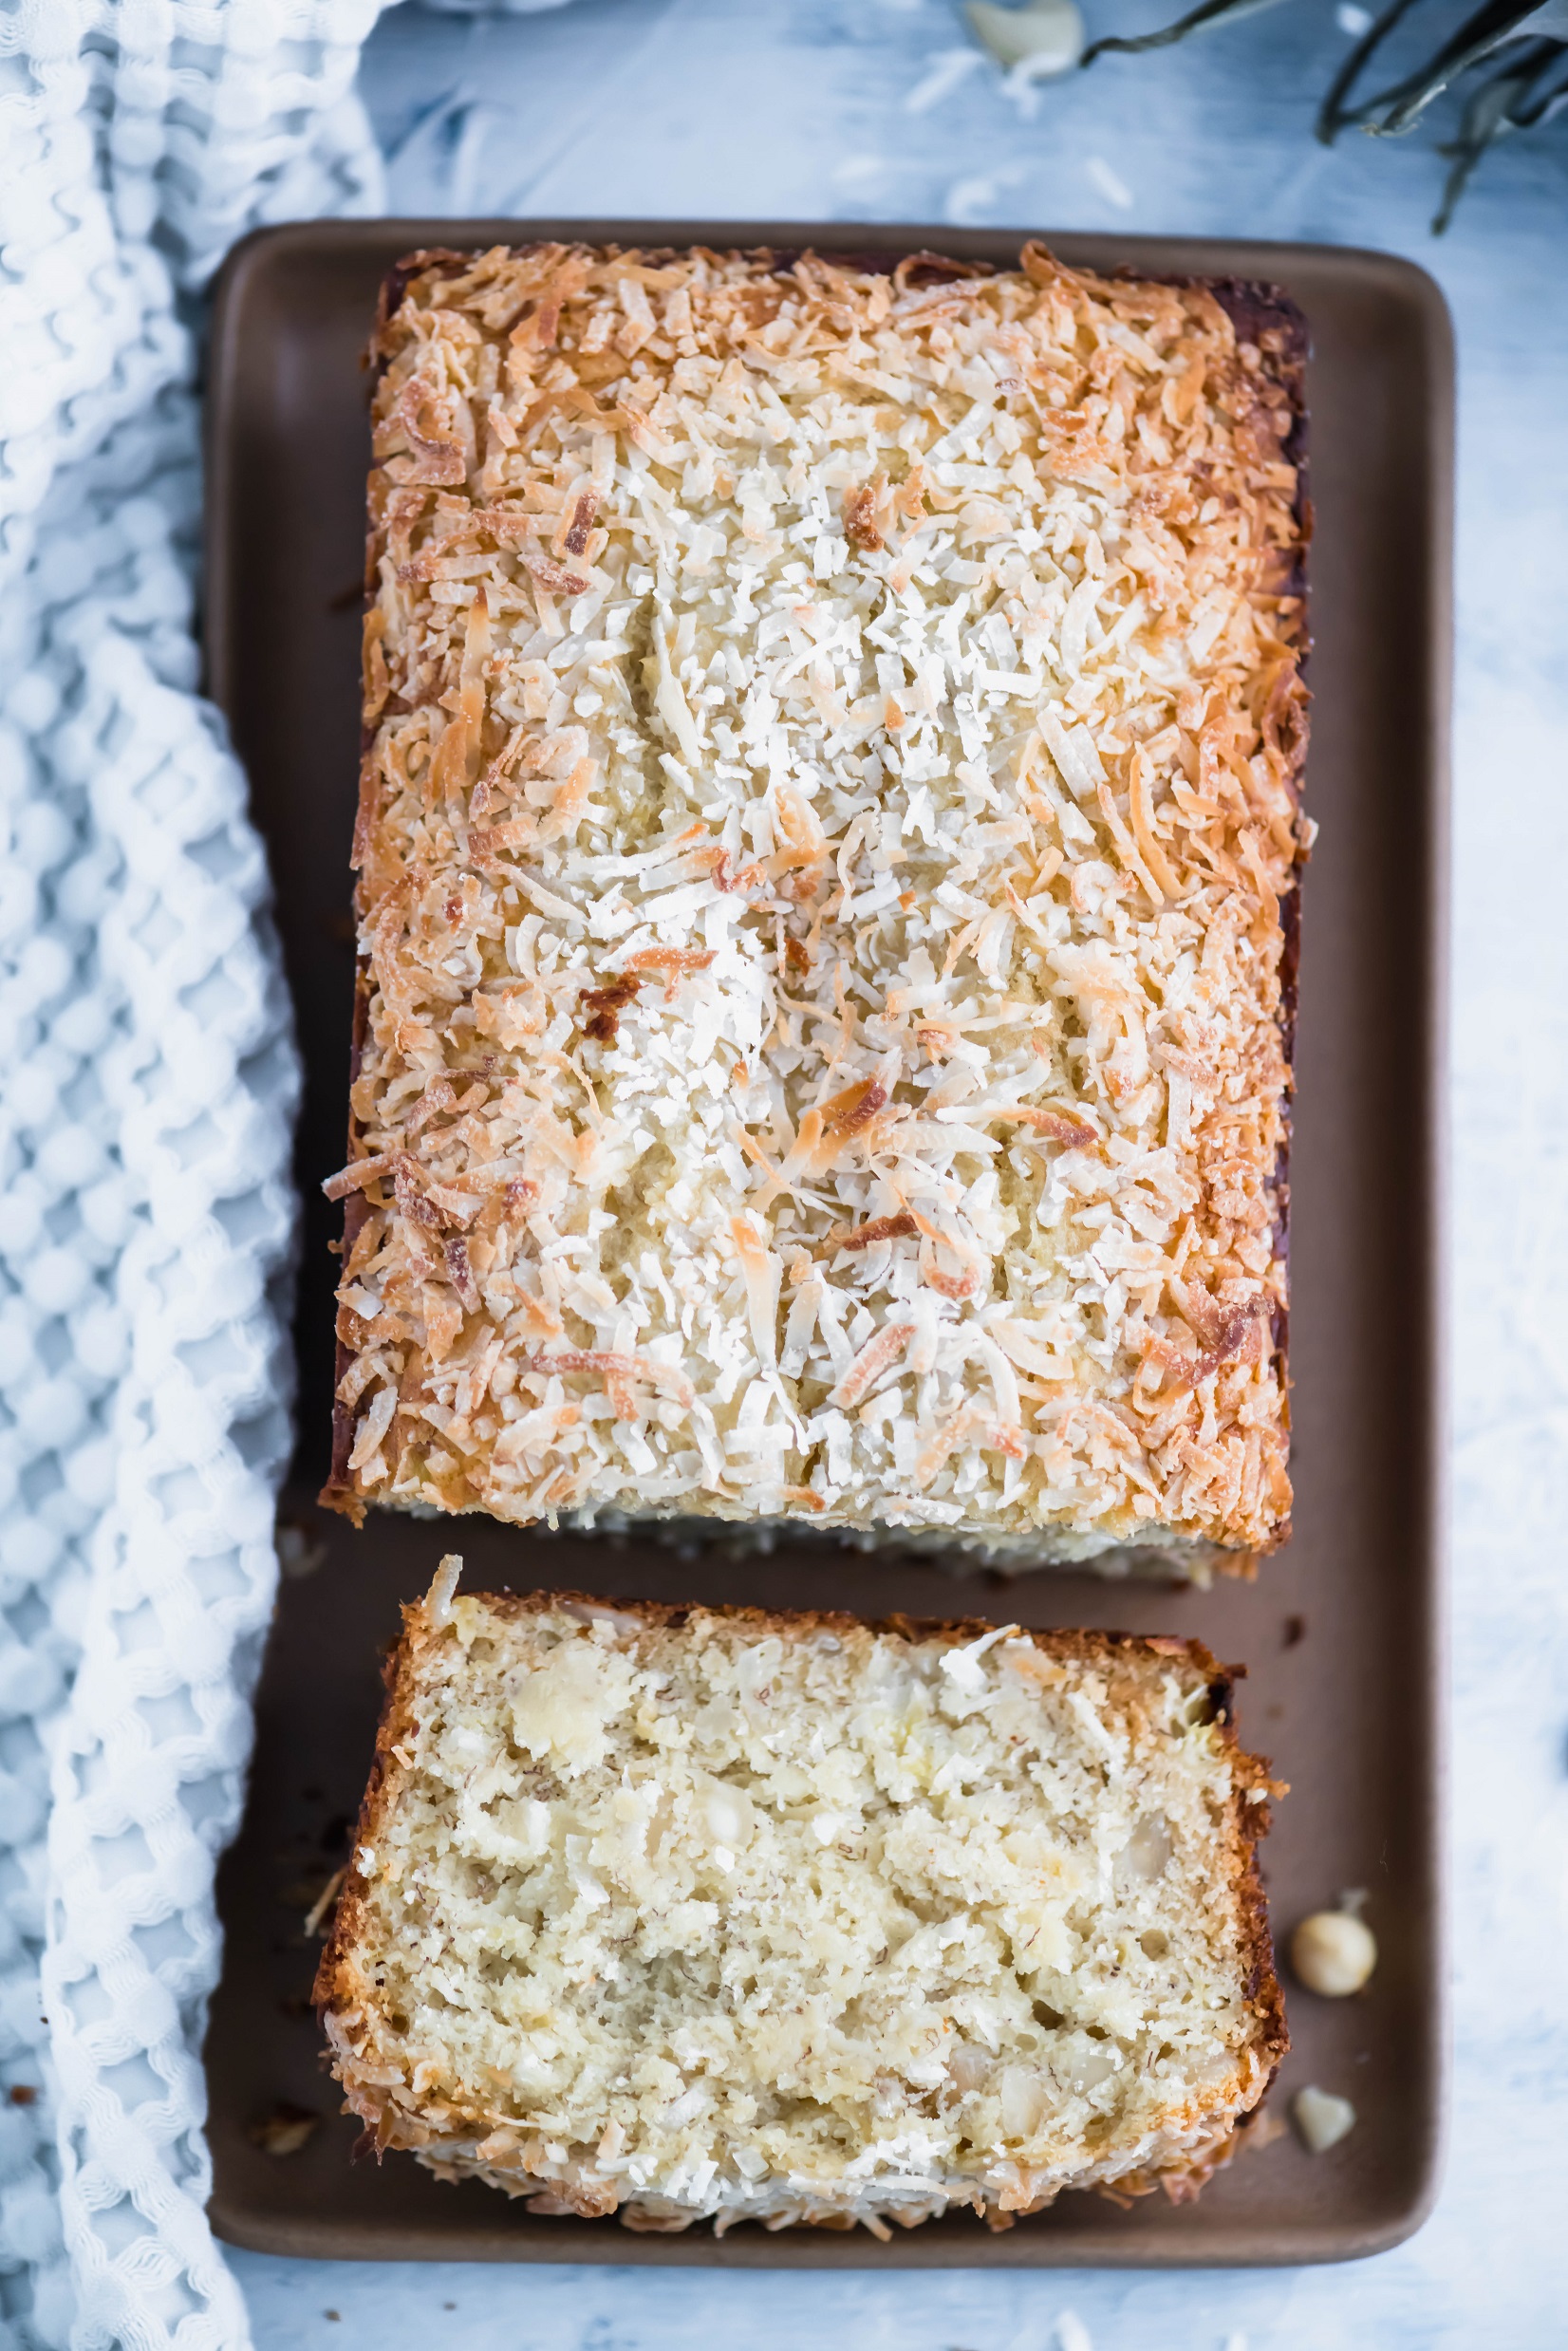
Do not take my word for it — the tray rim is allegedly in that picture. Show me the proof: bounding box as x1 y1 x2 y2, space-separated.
200 215 1453 2271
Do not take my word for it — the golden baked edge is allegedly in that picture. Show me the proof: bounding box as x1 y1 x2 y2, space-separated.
313 1586 1289 2235
320 241 1309 1573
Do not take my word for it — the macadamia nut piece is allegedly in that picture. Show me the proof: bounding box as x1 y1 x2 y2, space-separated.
1291 1909 1377 1996
1293 2085 1357 2153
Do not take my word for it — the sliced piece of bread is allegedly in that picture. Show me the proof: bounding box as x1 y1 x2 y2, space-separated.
315 1565 1286 2234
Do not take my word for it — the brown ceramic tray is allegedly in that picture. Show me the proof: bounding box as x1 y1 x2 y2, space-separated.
199 219 1450 2267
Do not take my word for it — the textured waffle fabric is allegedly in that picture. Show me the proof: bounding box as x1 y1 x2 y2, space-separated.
0 4 406 2343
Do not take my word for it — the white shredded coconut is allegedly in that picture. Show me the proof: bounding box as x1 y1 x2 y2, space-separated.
327 243 1307 1568
940 1620 1020 1690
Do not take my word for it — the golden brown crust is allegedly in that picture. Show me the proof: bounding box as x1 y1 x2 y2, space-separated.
322 241 1308 1563
313 1620 422 2024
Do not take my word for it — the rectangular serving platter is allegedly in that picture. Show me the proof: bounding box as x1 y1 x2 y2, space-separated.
200 218 1450 2267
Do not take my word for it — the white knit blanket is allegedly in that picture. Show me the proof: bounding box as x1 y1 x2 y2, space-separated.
0 4 605 2344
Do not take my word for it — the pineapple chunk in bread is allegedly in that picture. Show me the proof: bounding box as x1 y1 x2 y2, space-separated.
315 1569 1287 2233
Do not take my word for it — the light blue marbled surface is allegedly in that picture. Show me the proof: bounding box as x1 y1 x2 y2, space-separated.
234 5 1568 2341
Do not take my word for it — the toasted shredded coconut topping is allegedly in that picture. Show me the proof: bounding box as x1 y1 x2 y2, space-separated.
324 241 1309 1564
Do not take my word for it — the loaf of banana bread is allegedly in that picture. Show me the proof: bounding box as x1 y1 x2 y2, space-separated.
323 241 1308 1571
